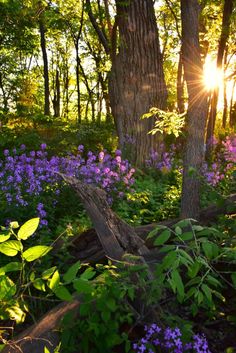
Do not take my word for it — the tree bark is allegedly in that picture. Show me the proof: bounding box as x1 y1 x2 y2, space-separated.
206 0 234 145
108 0 168 167
39 19 50 117
180 0 208 219
177 51 185 114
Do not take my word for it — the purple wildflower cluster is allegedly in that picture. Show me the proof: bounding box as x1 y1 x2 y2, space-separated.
203 135 236 186
133 324 211 353
0 144 135 226
145 144 176 173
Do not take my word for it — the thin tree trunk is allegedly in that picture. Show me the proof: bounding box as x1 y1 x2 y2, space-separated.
177 51 185 114
39 19 50 116
0 71 8 112
206 0 233 145
222 48 228 128
180 0 208 219
53 69 60 118
75 42 81 124
229 80 236 127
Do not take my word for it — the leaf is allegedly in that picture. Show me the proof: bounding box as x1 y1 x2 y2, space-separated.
206 274 222 288
202 242 213 259
106 297 117 312
231 273 236 288
18 218 40 240
192 225 204 232
33 278 46 292
80 268 96 281
147 225 168 239
188 261 201 278
162 251 177 269
23 245 52 262
0 233 10 243
153 229 171 246
63 261 81 283
0 240 22 256
179 232 194 241
0 276 16 300
178 249 194 265
0 262 22 273
171 270 185 299
42 266 57 280
201 284 212 303
9 222 19 229
73 278 93 294
197 290 204 305
49 270 60 290
54 286 73 301
175 226 182 235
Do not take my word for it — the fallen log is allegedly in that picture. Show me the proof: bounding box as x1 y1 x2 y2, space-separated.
2 299 80 353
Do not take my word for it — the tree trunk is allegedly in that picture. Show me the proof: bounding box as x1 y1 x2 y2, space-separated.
53 69 60 118
229 80 236 127
39 19 50 116
177 51 185 114
109 0 168 167
206 0 234 145
222 49 228 128
180 0 208 219
75 41 81 124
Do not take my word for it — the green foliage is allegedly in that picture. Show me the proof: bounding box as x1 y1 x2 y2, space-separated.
114 171 181 225
149 219 236 318
142 107 185 137
59 262 134 353
0 218 52 323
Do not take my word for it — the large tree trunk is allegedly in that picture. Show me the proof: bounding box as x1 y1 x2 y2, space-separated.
206 0 234 146
180 0 208 219
109 0 168 167
39 19 50 117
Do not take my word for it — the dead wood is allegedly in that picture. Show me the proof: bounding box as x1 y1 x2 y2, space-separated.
2 299 80 353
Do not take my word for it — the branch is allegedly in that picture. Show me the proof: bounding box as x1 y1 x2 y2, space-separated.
86 0 110 55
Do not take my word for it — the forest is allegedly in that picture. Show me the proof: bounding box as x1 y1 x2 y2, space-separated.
0 0 236 352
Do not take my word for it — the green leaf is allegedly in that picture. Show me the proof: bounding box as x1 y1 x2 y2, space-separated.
33 278 46 292
49 270 60 290
80 268 96 281
23 245 52 262
147 225 168 239
0 240 22 256
106 297 117 312
0 262 22 273
192 225 204 232
231 273 236 288
101 310 111 322
186 276 201 287
197 290 204 304
42 266 57 280
54 286 73 301
202 242 213 259
171 270 185 299
162 251 177 269
0 233 10 243
206 274 222 288
0 276 16 300
154 229 171 246
18 218 40 240
179 232 194 241
175 226 182 235
186 287 197 300
178 249 194 265
63 261 81 283
73 278 93 294
188 261 201 278
201 284 212 302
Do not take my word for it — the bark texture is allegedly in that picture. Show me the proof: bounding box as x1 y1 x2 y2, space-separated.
39 19 50 116
206 0 234 145
109 0 168 166
180 0 208 218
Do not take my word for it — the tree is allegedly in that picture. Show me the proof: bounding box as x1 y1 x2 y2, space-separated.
206 0 234 146
87 0 168 166
180 0 208 218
